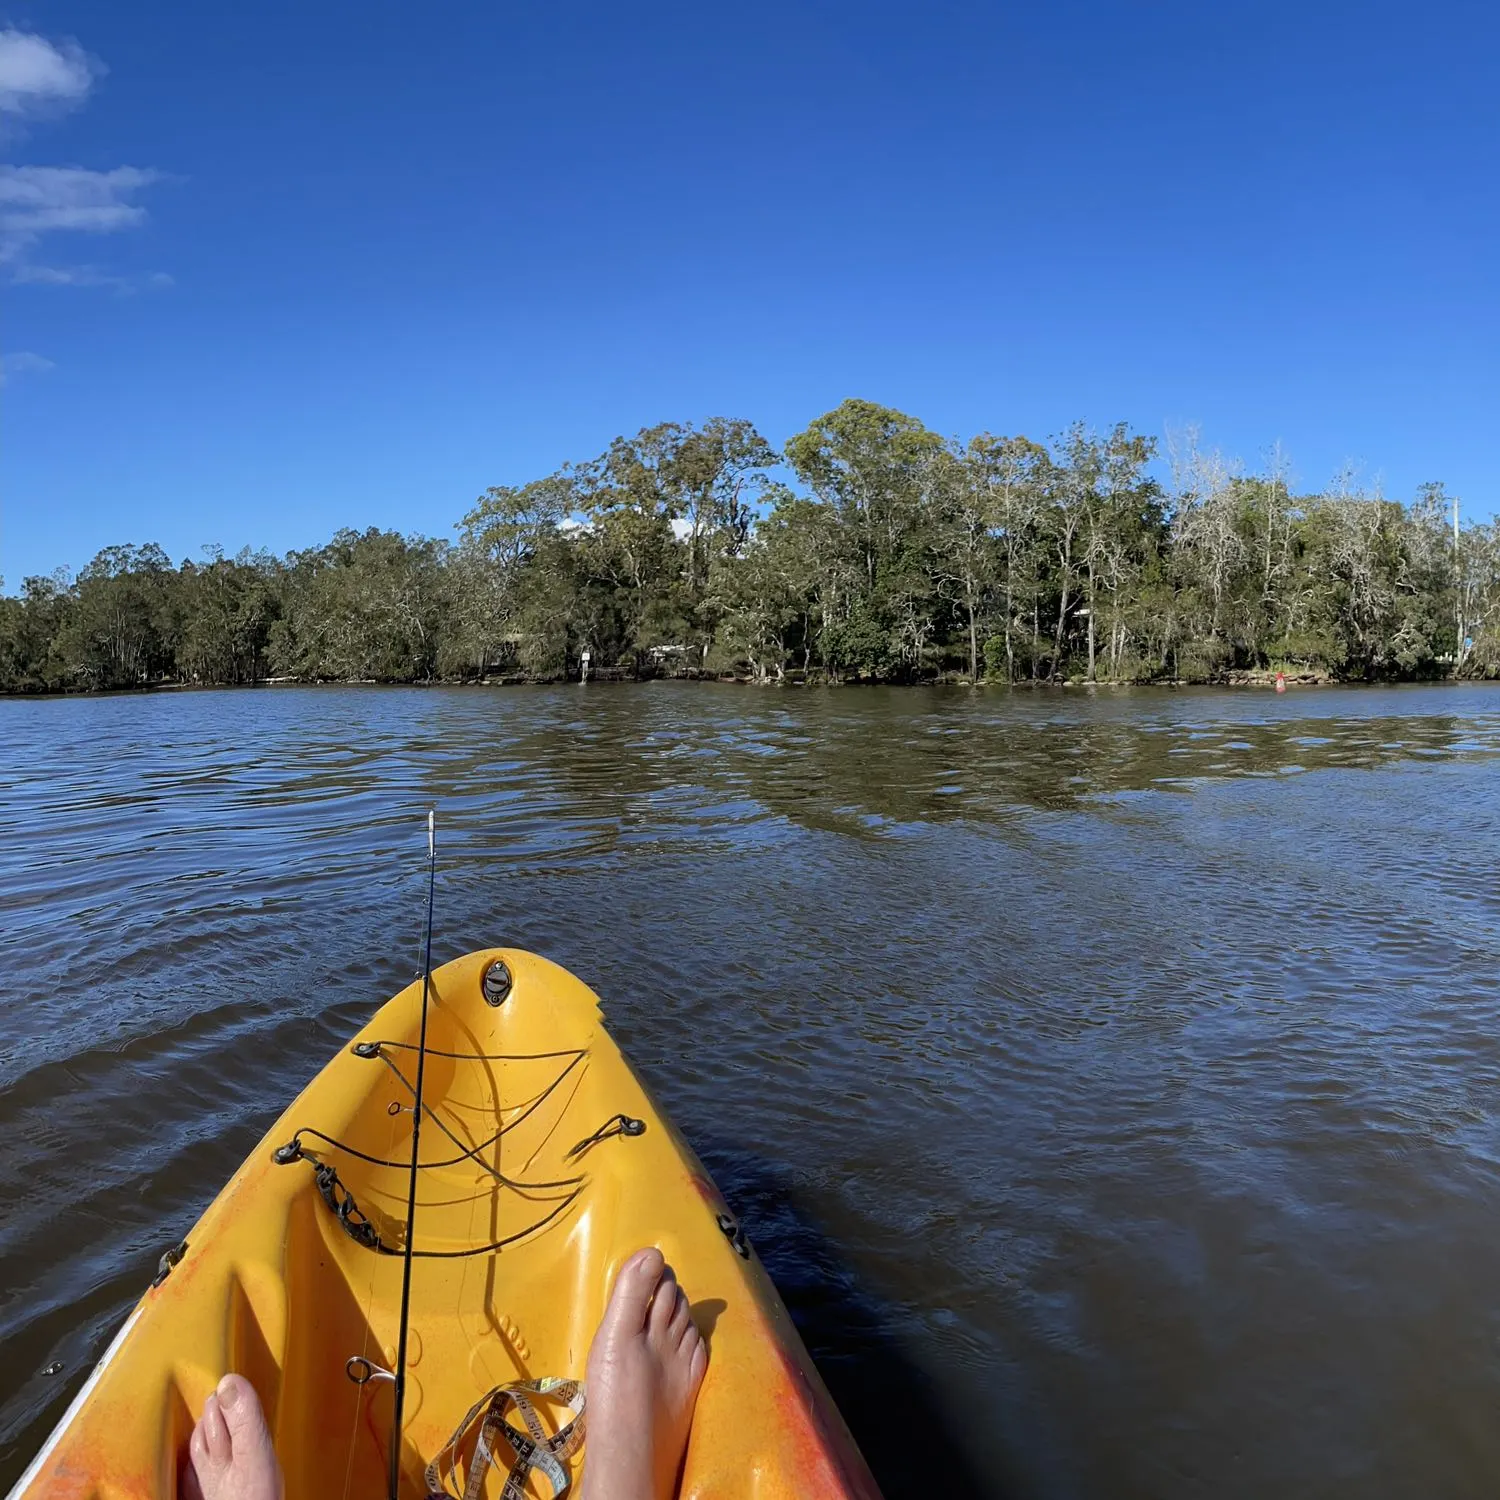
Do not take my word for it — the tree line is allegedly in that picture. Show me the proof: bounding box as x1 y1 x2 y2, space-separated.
3 399 1497 694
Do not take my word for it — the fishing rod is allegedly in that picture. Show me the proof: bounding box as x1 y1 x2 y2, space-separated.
389 808 437 1500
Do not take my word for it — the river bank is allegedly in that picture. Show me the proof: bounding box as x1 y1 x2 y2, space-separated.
2 662 1474 698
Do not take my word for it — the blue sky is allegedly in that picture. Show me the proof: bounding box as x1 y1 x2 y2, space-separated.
1 0 1495 585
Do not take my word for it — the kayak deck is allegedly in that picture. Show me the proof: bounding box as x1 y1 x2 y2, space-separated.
15 950 878 1500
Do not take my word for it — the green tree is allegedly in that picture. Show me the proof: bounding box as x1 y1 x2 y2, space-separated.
453 475 573 675
785 400 944 678
966 434 1049 681
50 544 178 689
272 530 446 681
176 548 280 684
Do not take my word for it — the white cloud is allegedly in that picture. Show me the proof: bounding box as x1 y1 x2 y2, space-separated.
11 260 172 292
0 349 56 383
0 30 96 120
0 164 164 273
0 165 158 239
10 261 95 284
0 31 168 289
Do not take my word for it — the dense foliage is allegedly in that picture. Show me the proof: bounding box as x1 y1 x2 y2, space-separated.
5 402 1498 692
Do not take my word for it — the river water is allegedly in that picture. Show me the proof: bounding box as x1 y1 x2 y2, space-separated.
3 682 1500 1498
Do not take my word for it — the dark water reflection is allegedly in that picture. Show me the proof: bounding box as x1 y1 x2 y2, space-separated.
4 682 1500 1497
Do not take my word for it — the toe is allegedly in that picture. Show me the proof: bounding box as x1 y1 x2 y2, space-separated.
647 1267 679 1337
181 1440 207 1500
606 1247 666 1331
216 1374 270 1450
200 1394 231 1465
667 1289 692 1342
689 1337 709 1387
188 1417 209 1470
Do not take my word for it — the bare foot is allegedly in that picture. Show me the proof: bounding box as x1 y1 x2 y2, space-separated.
579 1247 709 1500
181 1375 283 1500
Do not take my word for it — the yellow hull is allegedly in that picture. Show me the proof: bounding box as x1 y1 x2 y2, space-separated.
12 950 880 1500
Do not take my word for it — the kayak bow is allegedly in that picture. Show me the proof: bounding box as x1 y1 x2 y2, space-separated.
12 950 880 1500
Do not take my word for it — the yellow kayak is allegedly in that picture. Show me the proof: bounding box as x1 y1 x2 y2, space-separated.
12 949 879 1500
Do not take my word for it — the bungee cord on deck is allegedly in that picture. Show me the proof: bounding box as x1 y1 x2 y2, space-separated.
305 1157 586 1259
273 1041 591 1184
269 1036 623 1257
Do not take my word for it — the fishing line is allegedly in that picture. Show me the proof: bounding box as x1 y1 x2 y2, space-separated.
388 808 437 1500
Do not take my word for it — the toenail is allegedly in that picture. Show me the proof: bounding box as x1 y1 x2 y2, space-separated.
217 1377 240 1410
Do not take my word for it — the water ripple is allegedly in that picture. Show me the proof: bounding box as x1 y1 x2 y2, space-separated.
5 682 1500 1494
